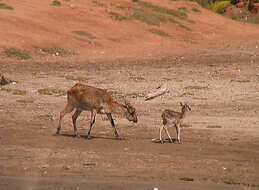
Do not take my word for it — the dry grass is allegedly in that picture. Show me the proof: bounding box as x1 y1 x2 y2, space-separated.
16 98 34 104
65 75 89 82
38 88 66 96
207 125 222 129
184 85 208 90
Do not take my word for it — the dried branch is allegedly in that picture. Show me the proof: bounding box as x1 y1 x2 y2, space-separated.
145 83 168 101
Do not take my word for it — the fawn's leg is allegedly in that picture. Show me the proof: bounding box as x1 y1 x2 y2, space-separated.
164 126 173 143
56 103 74 135
72 109 82 138
107 113 121 139
176 124 182 144
87 110 97 139
159 125 165 144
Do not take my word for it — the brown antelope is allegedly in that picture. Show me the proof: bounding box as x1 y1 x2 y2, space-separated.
160 102 191 144
56 83 138 139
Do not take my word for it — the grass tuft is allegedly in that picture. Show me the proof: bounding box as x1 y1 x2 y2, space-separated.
0 3 14 10
16 98 34 103
52 0 62 6
181 123 192 128
0 88 26 95
40 46 75 56
184 85 208 90
131 9 168 26
134 0 188 19
231 79 250 83
207 125 222 129
12 89 26 96
4 48 32 60
126 92 145 98
129 75 145 81
192 7 201 12
72 31 97 39
180 92 194 97
65 75 89 82
109 12 127 21
148 28 171 37
38 88 66 96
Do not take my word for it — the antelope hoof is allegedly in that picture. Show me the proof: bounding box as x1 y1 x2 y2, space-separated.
160 140 164 144
178 140 182 144
87 135 93 139
169 138 174 143
116 136 123 140
74 134 81 138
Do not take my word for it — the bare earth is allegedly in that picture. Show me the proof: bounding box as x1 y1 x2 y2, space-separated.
1 0 259 189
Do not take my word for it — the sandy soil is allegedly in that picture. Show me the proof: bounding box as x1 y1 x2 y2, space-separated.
1 48 259 189
1 0 259 189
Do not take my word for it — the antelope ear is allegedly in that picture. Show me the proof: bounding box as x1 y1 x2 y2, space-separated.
180 102 183 106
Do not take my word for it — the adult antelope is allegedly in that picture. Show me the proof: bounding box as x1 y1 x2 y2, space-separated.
56 83 138 139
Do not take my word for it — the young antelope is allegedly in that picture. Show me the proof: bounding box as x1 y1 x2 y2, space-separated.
160 102 191 144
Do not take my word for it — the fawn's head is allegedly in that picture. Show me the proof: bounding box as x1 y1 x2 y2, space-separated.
180 102 191 113
123 101 138 123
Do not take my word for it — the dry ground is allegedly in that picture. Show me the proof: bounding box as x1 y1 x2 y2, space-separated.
1 0 259 189
1 46 259 189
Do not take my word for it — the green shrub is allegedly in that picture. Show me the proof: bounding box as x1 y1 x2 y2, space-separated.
212 1 231 14
52 0 62 6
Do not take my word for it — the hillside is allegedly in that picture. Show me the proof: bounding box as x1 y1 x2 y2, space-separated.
1 0 259 61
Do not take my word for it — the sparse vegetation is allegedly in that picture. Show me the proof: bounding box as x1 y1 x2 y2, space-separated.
12 89 26 96
133 0 188 19
178 7 188 12
192 7 201 12
131 9 168 26
40 46 75 56
207 125 222 128
126 92 145 98
72 31 97 39
52 0 62 6
231 79 251 83
0 88 26 95
109 12 127 21
38 88 66 96
181 123 192 128
184 85 208 90
16 98 34 104
4 48 32 60
0 3 14 10
65 75 89 82
185 40 199 44
108 90 125 99
92 0 105 7
180 92 194 97
129 75 145 81
148 28 171 37
229 13 259 24
0 88 12 93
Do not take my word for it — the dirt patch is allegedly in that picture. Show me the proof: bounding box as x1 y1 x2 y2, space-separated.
1 48 259 189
